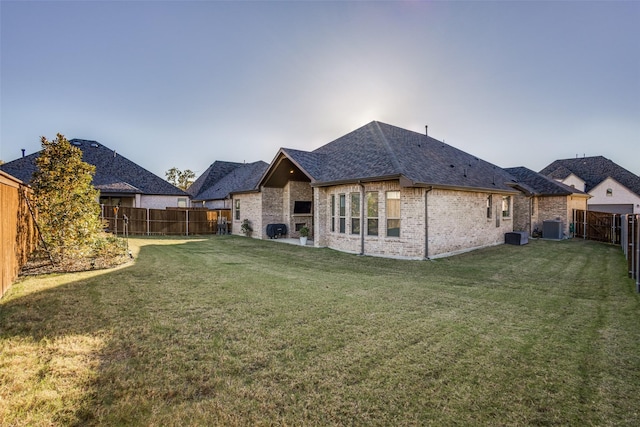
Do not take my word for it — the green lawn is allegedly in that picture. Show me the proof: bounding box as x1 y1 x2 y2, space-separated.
1 236 639 426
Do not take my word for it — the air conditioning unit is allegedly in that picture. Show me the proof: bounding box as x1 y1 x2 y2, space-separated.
542 220 563 240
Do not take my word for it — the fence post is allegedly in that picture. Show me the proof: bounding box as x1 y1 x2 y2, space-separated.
147 208 150 236
583 210 587 239
635 214 639 293
186 209 189 236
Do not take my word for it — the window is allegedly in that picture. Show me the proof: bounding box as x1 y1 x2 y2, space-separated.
606 188 613 197
367 191 378 236
178 197 187 208
235 199 240 220
386 191 400 237
351 193 360 234
486 195 492 219
501 196 511 218
339 194 346 233
331 195 335 232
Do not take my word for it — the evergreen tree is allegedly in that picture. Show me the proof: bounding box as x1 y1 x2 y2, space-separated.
31 134 104 261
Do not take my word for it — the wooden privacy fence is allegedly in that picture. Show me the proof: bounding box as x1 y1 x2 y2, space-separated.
573 209 622 244
100 205 232 236
574 209 640 292
1 171 39 299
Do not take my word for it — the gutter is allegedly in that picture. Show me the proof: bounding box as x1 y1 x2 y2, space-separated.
359 181 365 256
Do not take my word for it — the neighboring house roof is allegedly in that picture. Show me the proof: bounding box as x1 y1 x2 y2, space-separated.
504 167 588 197
193 161 269 201
540 156 640 196
0 139 187 196
264 121 518 193
187 160 244 198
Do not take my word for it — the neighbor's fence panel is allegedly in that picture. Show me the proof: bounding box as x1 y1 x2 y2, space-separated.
101 205 230 236
621 214 640 291
1 172 38 299
574 209 622 244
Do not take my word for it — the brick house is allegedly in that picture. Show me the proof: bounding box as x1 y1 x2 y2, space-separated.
505 167 589 237
1 139 188 209
540 156 640 214
232 121 522 259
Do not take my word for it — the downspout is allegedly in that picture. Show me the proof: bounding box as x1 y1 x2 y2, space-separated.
358 181 365 256
424 186 433 260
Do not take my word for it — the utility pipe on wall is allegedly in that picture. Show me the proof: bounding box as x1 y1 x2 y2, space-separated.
358 181 365 256
424 186 433 260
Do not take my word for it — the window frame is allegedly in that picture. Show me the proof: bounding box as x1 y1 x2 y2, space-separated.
350 192 360 235
338 193 346 233
501 195 512 218
386 190 401 237
235 199 240 220
366 191 379 236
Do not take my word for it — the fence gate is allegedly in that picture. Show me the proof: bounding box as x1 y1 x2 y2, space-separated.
574 209 622 244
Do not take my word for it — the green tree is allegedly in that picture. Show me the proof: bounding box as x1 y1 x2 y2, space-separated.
165 167 195 190
31 133 105 261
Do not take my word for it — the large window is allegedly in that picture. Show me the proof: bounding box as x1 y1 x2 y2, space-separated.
235 199 240 220
331 195 335 232
351 193 360 234
339 194 346 233
367 191 378 236
386 191 400 237
502 195 511 218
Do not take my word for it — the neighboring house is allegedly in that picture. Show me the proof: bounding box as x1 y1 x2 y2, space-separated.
188 161 268 210
540 156 640 214
233 121 521 259
0 139 188 209
505 167 589 237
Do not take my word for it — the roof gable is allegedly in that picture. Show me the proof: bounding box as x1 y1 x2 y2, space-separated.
540 156 640 196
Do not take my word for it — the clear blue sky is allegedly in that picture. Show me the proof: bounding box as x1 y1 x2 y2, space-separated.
1 0 639 179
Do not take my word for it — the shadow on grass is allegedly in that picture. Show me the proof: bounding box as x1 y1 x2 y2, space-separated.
1 237 639 426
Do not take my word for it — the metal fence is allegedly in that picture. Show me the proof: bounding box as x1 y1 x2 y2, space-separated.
100 205 232 236
1 171 39 299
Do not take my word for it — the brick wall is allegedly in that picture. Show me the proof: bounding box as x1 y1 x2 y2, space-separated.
427 188 512 258
316 181 514 259
231 192 262 238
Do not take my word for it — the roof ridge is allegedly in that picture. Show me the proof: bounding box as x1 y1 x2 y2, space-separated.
373 121 403 174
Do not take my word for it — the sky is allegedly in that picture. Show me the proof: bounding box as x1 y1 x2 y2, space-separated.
1 0 639 180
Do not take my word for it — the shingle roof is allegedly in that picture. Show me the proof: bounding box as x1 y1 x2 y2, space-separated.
192 161 269 201
0 139 187 196
504 166 588 196
187 161 244 198
539 156 640 196
275 121 518 192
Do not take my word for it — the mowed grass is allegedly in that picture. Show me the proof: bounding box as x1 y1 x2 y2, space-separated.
1 236 639 426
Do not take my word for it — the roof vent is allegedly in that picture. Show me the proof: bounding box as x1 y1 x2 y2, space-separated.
90 143 99 148
72 141 82 146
